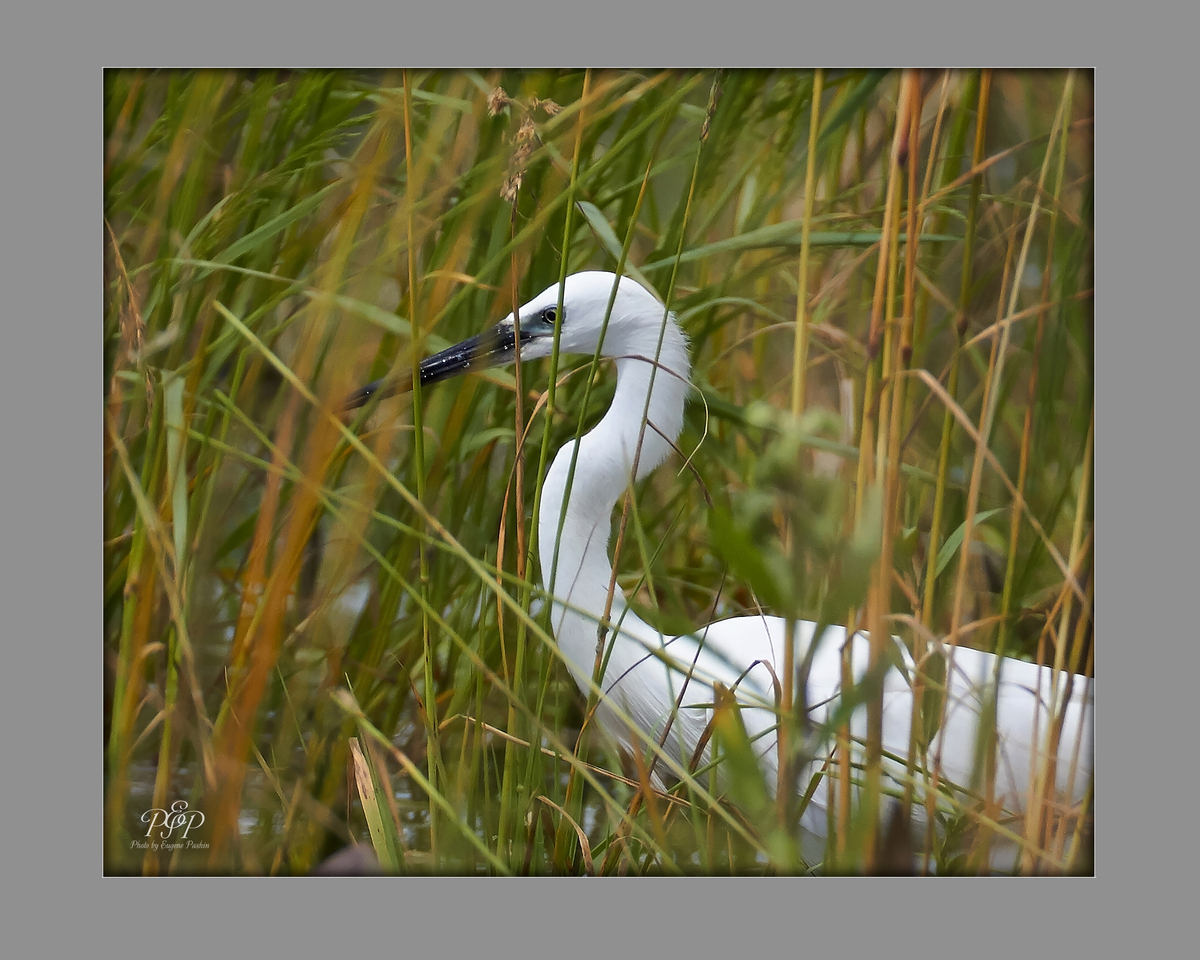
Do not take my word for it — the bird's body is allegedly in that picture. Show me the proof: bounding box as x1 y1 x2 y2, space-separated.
385 270 1093 870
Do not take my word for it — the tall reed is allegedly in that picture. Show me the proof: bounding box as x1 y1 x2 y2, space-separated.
104 69 1093 875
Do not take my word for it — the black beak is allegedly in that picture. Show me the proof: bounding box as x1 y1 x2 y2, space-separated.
343 376 400 410
344 321 536 411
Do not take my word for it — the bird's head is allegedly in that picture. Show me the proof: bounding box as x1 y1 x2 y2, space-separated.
347 271 674 408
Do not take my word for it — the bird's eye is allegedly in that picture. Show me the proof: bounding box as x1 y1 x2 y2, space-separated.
541 305 558 325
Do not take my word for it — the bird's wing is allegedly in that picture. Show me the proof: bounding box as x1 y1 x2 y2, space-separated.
693 616 1093 815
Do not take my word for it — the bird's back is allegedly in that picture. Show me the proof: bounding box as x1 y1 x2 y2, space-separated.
592 610 1092 865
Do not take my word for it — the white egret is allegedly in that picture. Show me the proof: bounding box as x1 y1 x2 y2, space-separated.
353 271 1093 871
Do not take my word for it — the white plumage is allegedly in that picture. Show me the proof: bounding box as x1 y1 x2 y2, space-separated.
408 270 1093 870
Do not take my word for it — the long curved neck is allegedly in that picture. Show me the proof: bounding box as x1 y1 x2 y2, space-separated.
536 319 691 686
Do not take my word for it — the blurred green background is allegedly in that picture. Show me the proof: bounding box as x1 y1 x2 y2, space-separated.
104 69 1092 875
